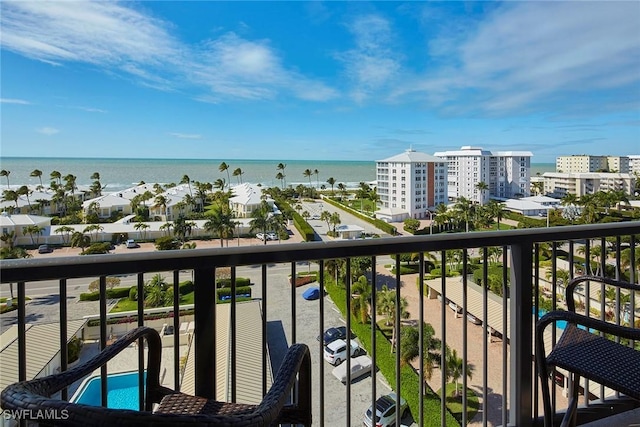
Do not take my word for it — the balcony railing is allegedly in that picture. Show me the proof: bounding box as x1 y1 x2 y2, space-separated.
1 221 638 426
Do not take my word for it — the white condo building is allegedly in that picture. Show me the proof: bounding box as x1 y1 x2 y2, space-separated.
433 146 533 203
375 149 448 222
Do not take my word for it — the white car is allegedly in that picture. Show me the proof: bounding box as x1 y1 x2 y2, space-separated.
256 233 265 240
125 239 139 249
363 393 409 427
332 355 372 383
266 232 278 240
323 339 360 365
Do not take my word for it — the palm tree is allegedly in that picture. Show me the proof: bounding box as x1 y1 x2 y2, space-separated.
232 168 244 184
337 183 347 199
326 177 336 195
486 200 505 230
445 348 474 397
399 323 442 381
83 224 104 242
54 226 74 244
329 212 341 234
0 170 10 188
70 231 90 253
276 172 285 189
249 201 271 245
475 181 489 205
350 275 372 324
454 197 473 232
50 170 62 186
276 163 287 187
2 189 19 211
30 169 43 187
204 205 236 247
314 169 320 189
180 175 192 197
213 178 226 192
561 193 578 207
16 186 32 212
22 225 44 245
376 286 410 353
303 169 313 190
159 222 173 236
134 221 150 240
219 162 231 190
154 195 168 220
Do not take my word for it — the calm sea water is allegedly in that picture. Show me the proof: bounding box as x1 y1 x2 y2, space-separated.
0 157 555 192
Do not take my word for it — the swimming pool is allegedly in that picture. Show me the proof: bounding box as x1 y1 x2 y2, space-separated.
71 371 146 410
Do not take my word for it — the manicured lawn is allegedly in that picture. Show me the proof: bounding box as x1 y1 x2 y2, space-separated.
110 292 195 313
438 383 479 424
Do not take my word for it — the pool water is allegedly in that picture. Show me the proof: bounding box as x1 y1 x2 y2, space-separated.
72 371 146 410
536 308 568 329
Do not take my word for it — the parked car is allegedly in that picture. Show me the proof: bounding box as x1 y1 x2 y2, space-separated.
37 244 53 254
363 393 409 427
256 232 265 240
323 339 360 365
310 214 321 220
266 232 278 241
332 355 372 383
317 326 347 344
302 287 320 300
125 239 139 249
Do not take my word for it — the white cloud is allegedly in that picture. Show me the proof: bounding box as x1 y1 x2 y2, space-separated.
1 98 30 104
395 2 640 115
0 1 337 103
170 133 202 140
37 127 60 135
337 14 401 103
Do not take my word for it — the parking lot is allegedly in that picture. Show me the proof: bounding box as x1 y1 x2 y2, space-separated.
241 262 414 426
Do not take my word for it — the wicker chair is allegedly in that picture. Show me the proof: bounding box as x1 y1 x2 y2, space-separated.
1 326 312 426
536 275 640 427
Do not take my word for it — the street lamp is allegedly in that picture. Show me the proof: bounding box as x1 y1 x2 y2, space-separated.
427 210 434 234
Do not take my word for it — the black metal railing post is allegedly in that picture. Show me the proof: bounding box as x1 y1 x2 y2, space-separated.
194 267 215 398
509 239 534 425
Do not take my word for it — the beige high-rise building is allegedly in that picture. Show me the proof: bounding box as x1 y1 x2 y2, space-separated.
542 172 635 198
556 155 629 173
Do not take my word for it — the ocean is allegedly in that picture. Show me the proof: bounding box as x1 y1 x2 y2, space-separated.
0 157 556 193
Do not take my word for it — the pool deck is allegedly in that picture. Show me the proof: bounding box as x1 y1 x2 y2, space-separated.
68 339 190 399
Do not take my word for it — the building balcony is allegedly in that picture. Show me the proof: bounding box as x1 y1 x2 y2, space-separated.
1 222 639 426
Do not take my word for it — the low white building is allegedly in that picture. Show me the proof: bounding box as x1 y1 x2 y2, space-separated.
334 224 365 240
0 213 52 247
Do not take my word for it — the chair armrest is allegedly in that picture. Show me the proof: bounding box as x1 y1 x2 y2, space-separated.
1 327 166 411
565 275 640 312
537 310 640 358
256 343 311 424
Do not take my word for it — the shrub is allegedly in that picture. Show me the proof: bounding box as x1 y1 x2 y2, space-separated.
403 218 420 234
82 242 112 255
179 280 194 295
216 278 251 288
67 336 83 364
129 286 137 301
155 236 180 251
289 276 315 287
79 286 133 301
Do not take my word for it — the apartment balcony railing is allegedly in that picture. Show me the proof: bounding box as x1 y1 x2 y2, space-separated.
1 221 638 426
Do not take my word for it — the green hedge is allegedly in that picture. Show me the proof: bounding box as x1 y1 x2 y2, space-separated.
216 286 252 301
323 197 397 235
292 211 315 241
216 278 251 288
323 278 459 426
80 286 132 301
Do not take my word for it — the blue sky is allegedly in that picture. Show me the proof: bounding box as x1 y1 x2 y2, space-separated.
1 1 639 163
